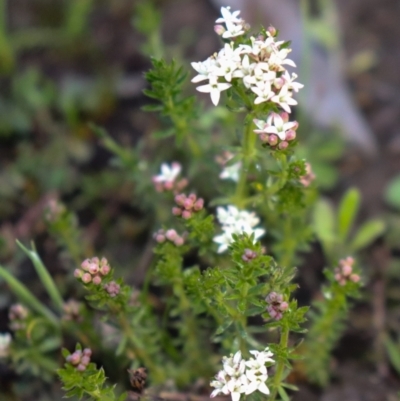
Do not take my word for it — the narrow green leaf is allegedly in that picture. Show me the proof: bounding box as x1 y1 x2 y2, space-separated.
278 385 290 401
312 199 336 248
350 219 385 251
17 240 64 311
384 336 400 374
338 188 360 241
0 266 58 326
384 175 400 210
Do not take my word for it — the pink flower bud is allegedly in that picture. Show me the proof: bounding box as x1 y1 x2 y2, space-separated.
188 193 197 201
193 198 204 211
92 275 102 285
155 233 166 243
77 364 86 371
183 198 194 210
88 264 99 275
74 269 83 278
91 257 99 264
174 237 184 246
285 130 296 141
81 259 91 271
214 24 226 35
268 134 278 146
280 112 289 123
81 355 90 366
259 133 269 143
83 348 92 357
100 257 108 266
341 264 353 276
81 273 92 284
164 181 173 190
279 301 289 311
172 207 182 216
182 210 192 219
278 141 289 150
166 229 178 241
175 194 185 206
100 264 111 276
67 351 82 365
350 274 360 283
267 26 277 37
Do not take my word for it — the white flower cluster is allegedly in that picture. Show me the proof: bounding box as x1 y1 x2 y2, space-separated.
210 349 275 401
191 6 303 110
213 205 265 253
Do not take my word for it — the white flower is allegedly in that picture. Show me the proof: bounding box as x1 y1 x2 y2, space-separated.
191 58 217 83
153 162 181 183
252 81 274 105
210 349 274 401
271 85 298 113
210 371 229 397
215 7 242 25
223 351 246 377
281 71 304 92
0 332 11 358
195 76 232 106
222 22 245 39
213 206 265 253
220 161 241 182
254 113 298 140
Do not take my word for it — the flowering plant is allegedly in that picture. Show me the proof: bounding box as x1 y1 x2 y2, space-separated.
0 4 385 401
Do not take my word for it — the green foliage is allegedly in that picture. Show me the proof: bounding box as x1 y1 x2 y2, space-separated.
58 345 125 401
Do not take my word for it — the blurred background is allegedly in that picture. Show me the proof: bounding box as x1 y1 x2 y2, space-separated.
0 0 400 400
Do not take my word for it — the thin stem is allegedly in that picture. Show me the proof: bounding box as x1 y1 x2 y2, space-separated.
270 323 290 401
234 115 257 207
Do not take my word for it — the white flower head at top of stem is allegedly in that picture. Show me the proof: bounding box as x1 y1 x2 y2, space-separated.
210 348 275 401
153 162 181 183
191 7 303 111
213 205 265 253
0 332 12 358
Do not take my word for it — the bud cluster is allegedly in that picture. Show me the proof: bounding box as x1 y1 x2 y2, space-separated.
62 299 83 322
172 193 204 219
265 292 289 321
299 162 316 187
242 248 258 262
103 281 121 298
9 304 29 331
44 199 66 222
153 228 185 246
152 162 188 193
74 257 111 285
254 112 298 150
334 257 360 286
66 348 92 371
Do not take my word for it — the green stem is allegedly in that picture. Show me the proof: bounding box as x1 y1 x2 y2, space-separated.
118 313 165 383
270 323 290 401
234 115 257 207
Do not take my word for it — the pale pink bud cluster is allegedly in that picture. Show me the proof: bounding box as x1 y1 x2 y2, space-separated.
8 304 29 331
334 257 360 286
44 199 65 222
152 162 188 194
74 257 111 286
153 228 185 246
299 162 316 187
254 112 298 150
62 299 82 322
242 249 258 262
172 193 204 219
66 348 92 371
265 292 288 321
103 281 121 297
